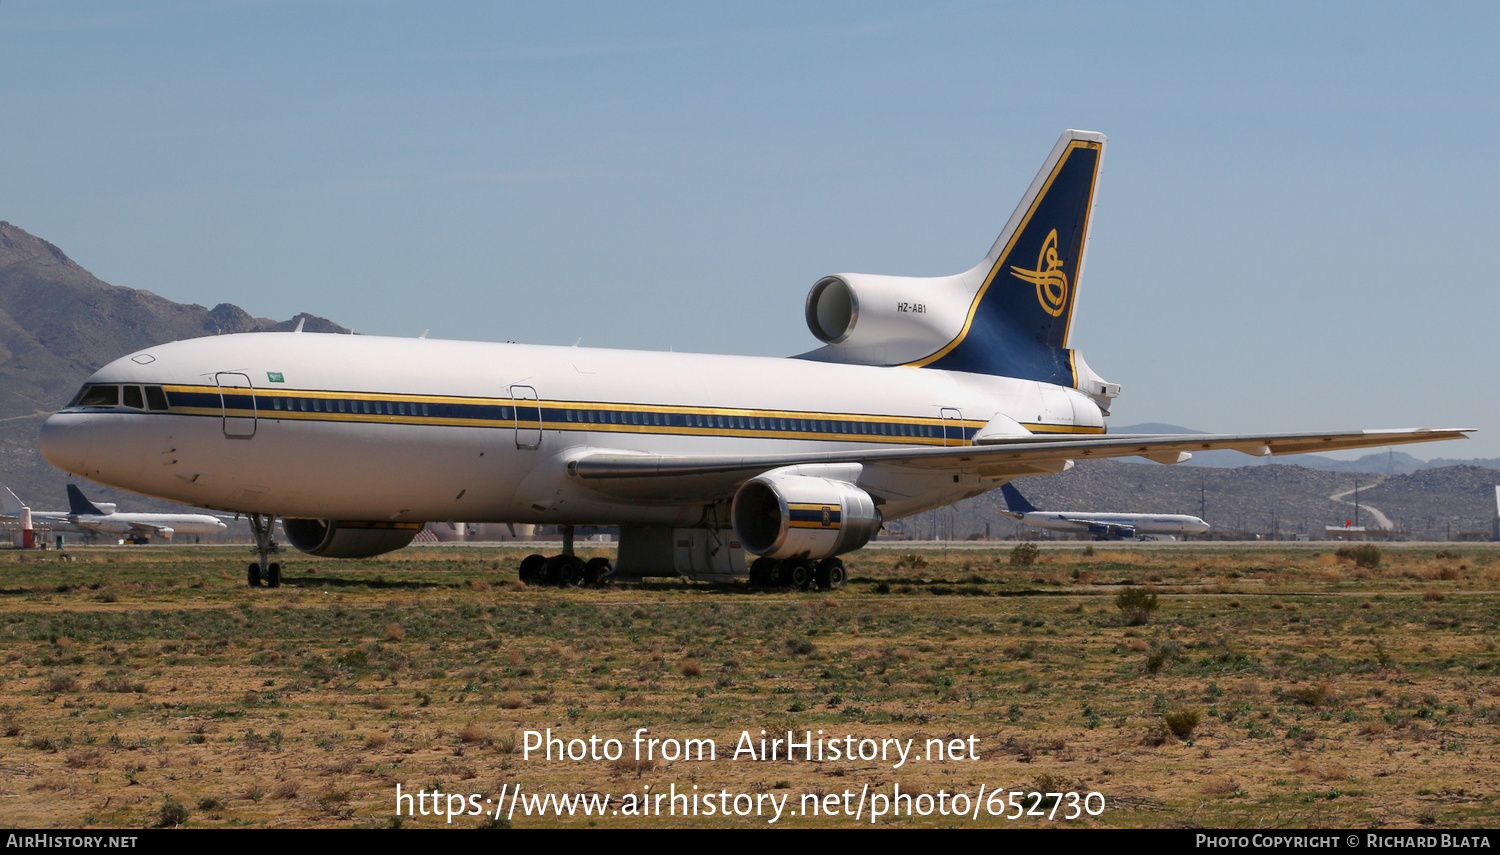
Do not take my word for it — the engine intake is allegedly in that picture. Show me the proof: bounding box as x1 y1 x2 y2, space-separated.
731 473 882 560
804 272 974 365
283 519 423 558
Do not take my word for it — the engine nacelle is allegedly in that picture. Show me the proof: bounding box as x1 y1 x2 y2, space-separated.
1086 523 1137 540
731 473 882 561
283 518 422 558
804 271 976 366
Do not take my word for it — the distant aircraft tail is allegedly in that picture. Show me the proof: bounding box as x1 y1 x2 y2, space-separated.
66 484 106 516
1 484 25 516
999 483 1039 516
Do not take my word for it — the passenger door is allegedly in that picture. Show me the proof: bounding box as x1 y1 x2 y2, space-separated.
510 385 541 450
216 372 257 439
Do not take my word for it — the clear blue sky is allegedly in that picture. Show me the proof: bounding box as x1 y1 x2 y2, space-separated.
4 1 1497 457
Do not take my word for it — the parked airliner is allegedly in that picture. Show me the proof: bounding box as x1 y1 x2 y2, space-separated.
36 130 1469 588
2 482 227 542
999 483 1209 540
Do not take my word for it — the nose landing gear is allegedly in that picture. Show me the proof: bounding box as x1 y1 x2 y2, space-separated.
246 513 282 588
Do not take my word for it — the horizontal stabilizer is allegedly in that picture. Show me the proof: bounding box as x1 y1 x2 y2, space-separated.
0 484 25 516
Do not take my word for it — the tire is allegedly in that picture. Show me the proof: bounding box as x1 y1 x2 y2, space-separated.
247 563 263 587
816 558 846 590
547 554 584 587
583 557 612 586
267 563 282 588
749 557 777 588
518 553 547 585
785 559 813 591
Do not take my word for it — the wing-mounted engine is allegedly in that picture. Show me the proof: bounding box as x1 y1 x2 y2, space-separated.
283 518 423 558
1087 522 1137 540
731 471 882 561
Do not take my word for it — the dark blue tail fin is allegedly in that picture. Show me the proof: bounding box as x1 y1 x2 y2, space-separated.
916 130 1105 386
66 484 105 516
1000 483 1038 515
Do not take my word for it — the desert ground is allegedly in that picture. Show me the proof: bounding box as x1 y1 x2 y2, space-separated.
0 541 1495 828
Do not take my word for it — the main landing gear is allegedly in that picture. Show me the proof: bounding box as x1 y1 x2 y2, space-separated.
246 513 283 588
748 556 847 591
518 524 613 587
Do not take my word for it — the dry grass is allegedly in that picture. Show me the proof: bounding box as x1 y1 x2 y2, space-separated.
0 542 1496 828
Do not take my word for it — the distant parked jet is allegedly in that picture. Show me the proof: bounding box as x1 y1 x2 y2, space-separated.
1 482 226 542
999 483 1209 540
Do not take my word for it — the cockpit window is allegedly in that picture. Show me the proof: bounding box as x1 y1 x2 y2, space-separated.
67 383 171 412
145 386 169 411
73 385 119 408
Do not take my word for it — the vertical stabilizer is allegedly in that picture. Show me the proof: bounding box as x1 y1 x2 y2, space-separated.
916 130 1106 384
1000 482 1039 516
66 484 106 516
796 130 1116 405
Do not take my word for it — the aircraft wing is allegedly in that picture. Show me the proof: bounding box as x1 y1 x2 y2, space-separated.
0 512 76 531
1055 516 1118 526
568 428 1471 502
127 522 175 539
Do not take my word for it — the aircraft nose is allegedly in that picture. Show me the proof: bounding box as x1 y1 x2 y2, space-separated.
38 412 94 475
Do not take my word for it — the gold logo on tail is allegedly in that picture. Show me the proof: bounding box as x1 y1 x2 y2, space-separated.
1010 228 1068 317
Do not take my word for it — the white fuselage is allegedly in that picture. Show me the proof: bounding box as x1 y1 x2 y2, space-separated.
1015 511 1210 536
39 332 1106 527
3 502 224 539
67 511 227 538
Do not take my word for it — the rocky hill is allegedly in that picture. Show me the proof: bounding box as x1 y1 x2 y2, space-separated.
0 222 346 509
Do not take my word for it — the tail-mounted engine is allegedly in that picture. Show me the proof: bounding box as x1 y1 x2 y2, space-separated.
283 519 423 558
799 130 1120 412
731 472 882 560
804 271 976 367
